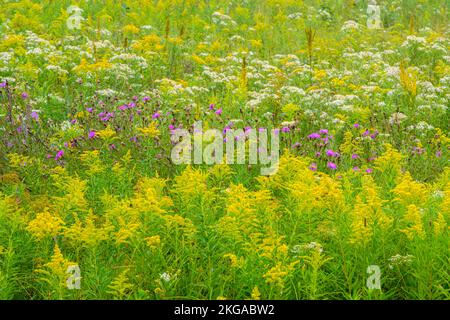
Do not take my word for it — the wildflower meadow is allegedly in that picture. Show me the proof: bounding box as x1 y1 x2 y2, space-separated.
0 0 449 301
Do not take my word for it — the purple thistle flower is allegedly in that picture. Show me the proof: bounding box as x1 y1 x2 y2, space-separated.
88 131 96 139
21 92 29 99
366 168 373 173
327 162 337 170
436 150 442 158
309 163 317 171
55 150 64 161
152 112 161 119
0 82 6 88
308 132 321 139
209 104 215 110
31 111 39 121
215 108 222 115
351 153 359 159
353 123 360 128
281 126 290 133
326 149 337 157
319 129 328 135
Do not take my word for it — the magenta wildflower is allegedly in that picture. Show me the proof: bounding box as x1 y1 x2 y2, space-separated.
0 82 6 87
274 128 280 135
86 107 93 113
366 168 373 173
351 153 359 159
143 96 150 102
326 149 337 157
309 163 317 171
209 104 215 110
436 150 442 158
21 92 29 99
55 150 64 161
215 108 222 115
353 123 360 128
31 111 39 121
370 130 379 139
327 162 337 170
168 124 175 130
281 126 290 133
352 166 360 171
308 132 321 139
319 129 328 135
88 131 96 139
152 112 161 119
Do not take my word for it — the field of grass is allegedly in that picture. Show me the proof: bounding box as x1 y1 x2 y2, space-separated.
0 0 449 300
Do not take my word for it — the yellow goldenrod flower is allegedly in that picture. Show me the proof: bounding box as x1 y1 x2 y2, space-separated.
26 209 64 240
137 121 160 138
401 205 425 240
145 235 161 249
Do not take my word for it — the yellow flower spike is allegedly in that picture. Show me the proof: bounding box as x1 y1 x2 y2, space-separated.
392 172 428 207
122 24 140 35
145 235 161 249
433 213 447 236
26 209 64 240
96 126 116 140
108 269 134 299
250 286 261 300
137 121 160 138
401 205 426 240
